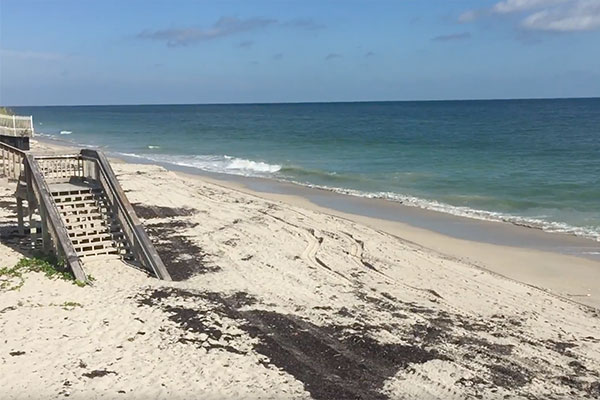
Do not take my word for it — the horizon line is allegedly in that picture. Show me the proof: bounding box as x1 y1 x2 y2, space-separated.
5 95 600 108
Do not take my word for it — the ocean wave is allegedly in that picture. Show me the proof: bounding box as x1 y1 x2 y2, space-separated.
123 153 281 176
147 145 160 149
60 130 72 135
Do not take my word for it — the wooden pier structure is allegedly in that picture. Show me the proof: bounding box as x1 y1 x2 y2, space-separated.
0 140 171 282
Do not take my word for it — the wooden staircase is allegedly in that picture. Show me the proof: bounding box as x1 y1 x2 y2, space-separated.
0 141 171 282
50 181 130 259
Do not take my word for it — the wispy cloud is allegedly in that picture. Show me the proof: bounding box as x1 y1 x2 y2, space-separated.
137 17 276 47
273 53 283 60
459 0 600 32
237 40 254 48
365 51 375 57
432 32 472 41
325 53 342 60
137 16 325 47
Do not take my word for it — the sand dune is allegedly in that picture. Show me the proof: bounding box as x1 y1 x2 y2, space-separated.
1 148 599 399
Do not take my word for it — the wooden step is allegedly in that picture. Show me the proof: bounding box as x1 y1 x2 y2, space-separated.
52 192 103 202
60 210 113 219
62 215 106 225
74 239 117 252
65 218 115 231
68 226 122 237
55 198 108 207
77 247 120 258
71 232 123 245
51 188 102 197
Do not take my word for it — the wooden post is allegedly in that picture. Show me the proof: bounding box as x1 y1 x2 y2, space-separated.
40 206 51 253
12 115 16 134
16 198 24 235
16 154 21 179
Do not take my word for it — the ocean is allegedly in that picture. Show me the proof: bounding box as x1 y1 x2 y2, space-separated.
15 98 600 241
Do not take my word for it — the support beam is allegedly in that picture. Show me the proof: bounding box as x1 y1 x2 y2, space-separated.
16 198 24 235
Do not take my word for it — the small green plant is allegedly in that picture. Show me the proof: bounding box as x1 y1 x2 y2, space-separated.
0 256 84 291
60 301 83 310
0 107 15 115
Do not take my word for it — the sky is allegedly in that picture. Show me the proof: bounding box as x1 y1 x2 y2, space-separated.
1 0 599 105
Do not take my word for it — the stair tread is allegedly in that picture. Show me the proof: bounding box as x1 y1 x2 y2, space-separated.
52 192 104 200
65 220 118 230
61 210 112 218
68 226 122 235
78 248 120 258
71 232 124 243
74 239 118 250
55 199 108 206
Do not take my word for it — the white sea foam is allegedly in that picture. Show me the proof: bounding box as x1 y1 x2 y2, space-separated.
60 130 72 135
124 153 281 176
147 145 160 149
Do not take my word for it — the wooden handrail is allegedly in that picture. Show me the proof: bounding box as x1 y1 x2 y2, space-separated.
0 141 86 282
25 154 87 282
80 149 171 280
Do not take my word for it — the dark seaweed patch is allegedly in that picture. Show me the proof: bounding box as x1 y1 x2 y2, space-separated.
9 351 25 356
548 340 577 354
137 288 445 400
242 310 442 400
144 222 218 281
487 364 531 388
82 369 118 378
136 286 600 400
132 204 195 219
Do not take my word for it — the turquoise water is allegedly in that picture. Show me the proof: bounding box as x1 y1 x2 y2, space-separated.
15 99 600 240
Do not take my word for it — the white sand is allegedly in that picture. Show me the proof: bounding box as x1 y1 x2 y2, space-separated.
1 141 599 399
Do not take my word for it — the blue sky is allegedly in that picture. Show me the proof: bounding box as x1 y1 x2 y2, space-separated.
1 0 599 105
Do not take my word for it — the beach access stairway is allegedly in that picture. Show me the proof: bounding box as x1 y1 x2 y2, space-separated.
0 141 171 282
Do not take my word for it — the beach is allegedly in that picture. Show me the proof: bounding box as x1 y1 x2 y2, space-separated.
0 139 599 399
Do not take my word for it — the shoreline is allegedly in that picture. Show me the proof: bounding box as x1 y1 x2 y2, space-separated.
33 137 600 308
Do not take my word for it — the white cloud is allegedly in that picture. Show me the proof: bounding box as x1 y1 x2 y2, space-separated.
522 0 600 30
460 0 600 32
492 0 569 14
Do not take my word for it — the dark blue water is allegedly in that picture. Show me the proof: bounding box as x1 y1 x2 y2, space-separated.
15 99 600 240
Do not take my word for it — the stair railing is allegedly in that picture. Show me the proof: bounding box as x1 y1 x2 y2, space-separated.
0 141 87 282
79 149 171 281
0 140 25 180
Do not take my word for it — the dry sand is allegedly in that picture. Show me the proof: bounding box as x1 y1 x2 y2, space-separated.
1 140 599 399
